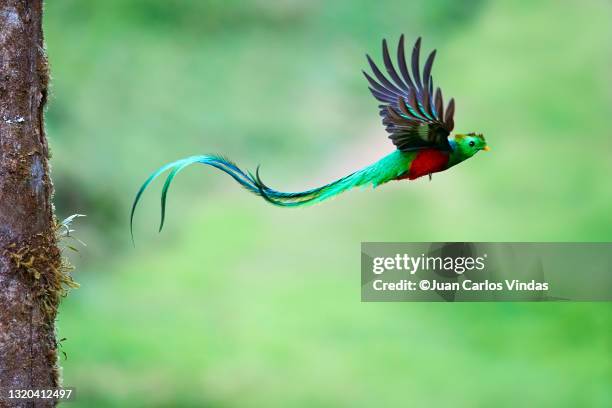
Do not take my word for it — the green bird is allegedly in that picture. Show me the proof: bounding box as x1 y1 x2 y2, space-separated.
131 35 489 236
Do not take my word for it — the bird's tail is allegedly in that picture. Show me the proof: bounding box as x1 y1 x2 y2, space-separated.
130 153 402 238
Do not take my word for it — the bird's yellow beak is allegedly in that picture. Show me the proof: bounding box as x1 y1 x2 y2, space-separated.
483 145 491 152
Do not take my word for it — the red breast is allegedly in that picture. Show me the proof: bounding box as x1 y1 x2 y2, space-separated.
398 149 450 181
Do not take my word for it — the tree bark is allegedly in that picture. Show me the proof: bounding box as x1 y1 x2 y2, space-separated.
0 1 62 406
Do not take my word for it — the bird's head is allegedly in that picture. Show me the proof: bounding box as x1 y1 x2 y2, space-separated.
450 132 489 158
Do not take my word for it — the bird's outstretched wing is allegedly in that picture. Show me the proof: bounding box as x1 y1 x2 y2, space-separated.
364 35 455 152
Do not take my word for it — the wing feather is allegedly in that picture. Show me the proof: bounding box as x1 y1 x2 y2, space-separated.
397 35 416 91
368 87 394 105
366 55 404 97
435 87 444 121
363 36 456 152
382 39 409 92
399 96 423 121
445 98 455 130
428 79 436 116
411 38 423 92
363 71 400 102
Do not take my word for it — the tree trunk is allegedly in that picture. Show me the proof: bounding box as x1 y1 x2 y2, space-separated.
0 1 62 406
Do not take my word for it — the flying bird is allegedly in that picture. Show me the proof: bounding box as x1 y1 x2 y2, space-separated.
130 35 489 236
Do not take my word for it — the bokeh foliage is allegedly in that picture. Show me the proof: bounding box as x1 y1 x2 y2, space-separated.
44 0 611 406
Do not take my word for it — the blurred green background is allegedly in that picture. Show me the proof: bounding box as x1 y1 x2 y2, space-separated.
44 0 612 406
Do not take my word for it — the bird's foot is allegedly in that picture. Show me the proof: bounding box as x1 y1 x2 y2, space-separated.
428 173 432 181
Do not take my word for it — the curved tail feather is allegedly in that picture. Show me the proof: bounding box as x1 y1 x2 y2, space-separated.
130 152 406 241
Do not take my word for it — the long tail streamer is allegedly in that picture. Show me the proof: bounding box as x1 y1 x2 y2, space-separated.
130 153 402 241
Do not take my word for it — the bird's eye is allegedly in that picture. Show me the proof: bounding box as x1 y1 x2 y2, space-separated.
469 141 475 147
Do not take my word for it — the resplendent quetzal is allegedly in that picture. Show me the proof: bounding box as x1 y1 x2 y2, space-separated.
131 35 489 235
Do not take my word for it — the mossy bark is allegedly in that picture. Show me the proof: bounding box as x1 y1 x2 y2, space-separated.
0 1 62 406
